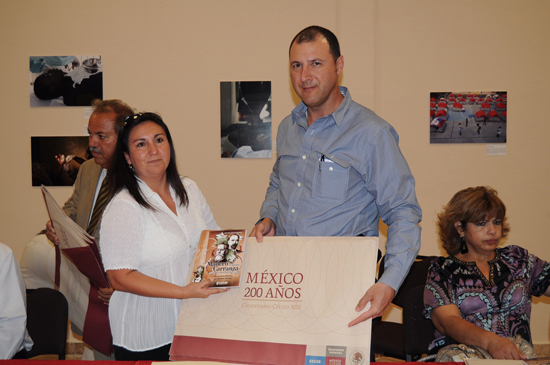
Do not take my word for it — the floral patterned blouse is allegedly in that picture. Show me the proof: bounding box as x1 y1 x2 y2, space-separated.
423 245 550 352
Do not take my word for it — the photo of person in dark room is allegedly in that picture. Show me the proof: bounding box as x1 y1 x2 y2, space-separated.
31 136 90 186
220 81 272 158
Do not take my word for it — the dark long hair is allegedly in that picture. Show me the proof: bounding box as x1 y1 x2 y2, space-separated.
109 112 188 210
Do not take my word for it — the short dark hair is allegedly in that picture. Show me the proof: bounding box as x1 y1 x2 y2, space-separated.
91 99 134 133
289 25 341 62
110 112 188 210
437 186 510 255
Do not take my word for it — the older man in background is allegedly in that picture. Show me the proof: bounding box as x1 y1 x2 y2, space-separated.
20 99 134 359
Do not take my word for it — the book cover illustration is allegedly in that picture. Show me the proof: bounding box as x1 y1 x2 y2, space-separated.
188 229 246 287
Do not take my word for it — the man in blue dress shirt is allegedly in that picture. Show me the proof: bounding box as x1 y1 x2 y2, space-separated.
251 25 422 327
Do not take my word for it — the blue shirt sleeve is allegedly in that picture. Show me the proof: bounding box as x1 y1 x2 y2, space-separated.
365 125 422 291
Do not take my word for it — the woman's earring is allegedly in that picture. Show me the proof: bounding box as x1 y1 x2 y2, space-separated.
460 236 468 254
128 163 134 172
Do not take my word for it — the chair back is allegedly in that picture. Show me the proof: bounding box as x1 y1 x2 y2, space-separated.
372 255 438 361
378 255 437 308
403 285 437 357
25 287 68 359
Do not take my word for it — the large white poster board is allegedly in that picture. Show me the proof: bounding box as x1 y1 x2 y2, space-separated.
171 236 378 365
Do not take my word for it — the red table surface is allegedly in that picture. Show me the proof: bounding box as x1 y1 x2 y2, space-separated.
0 360 461 365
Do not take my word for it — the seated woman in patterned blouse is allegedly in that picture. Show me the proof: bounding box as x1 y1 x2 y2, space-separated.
423 186 550 360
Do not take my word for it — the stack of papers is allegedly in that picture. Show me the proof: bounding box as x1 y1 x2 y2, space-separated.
41 185 108 288
41 185 111 355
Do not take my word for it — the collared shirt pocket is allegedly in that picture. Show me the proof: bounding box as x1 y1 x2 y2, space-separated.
313 152 350 201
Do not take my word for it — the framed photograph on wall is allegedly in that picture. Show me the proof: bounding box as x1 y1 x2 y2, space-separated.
430 91 507 144
30 55 103 107
31 136 90 186
220 81 272 158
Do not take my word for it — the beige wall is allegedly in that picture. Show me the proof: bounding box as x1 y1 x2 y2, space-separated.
1 0 549 343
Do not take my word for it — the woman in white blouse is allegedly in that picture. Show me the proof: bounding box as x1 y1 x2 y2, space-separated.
100 112 228 360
